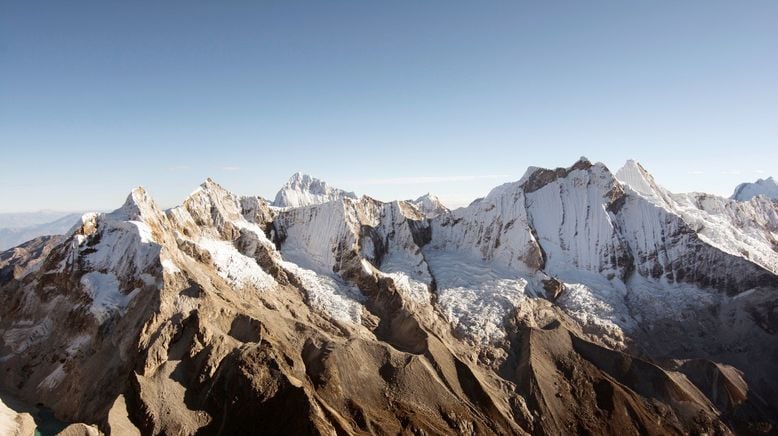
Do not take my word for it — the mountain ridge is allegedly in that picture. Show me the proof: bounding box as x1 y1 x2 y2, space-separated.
1 158 777 435
272 172 358 208
732 176 778 201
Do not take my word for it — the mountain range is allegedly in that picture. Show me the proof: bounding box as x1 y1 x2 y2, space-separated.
0 158 776 435
732 177 778 202
0 213 83 251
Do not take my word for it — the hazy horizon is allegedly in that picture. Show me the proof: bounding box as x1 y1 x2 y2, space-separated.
0 156 772 214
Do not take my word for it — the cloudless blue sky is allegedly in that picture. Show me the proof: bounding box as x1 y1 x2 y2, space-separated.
1 0 776 212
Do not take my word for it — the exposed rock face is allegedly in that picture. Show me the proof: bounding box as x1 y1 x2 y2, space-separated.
1 160 777 434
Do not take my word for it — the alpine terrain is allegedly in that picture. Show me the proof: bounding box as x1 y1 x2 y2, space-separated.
1 158 777 435
0 212 83 251
732 177 778 202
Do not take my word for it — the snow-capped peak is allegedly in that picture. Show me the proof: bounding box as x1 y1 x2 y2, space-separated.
408 193 449 218
615 160 653 195
107 186 160 222
614 159 675 208
3 157 778 434
273 173 357 208
520 157 597 193
731 176 778 201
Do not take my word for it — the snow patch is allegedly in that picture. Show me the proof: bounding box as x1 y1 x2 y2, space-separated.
198 238 276 291
385 271 431 303
555 271 722 349
38 363 66 390
554 273 632 347
80 219 160 279
380 251 432 303
281 260 365 324
161 259 180 273
80 272 139 322
424 249 529 344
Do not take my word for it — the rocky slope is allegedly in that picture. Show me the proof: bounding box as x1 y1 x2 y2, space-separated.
0 161 776 435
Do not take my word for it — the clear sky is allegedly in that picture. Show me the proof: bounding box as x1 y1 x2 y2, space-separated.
1 1 776 212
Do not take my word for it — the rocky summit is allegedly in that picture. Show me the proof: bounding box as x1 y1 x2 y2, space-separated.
1 158 777 435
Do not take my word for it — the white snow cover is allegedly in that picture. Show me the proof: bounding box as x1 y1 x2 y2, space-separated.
82 219 159 277
417 158 777 345
197 238 276 291
427 178 541 273
421 161 633 344
555 270 722 349
424 249 529 344
11 161 775 353
422 161 632 344
371 201 433 302
273 197 435 320
281 260 365 323
380 251 432 303
525 162 628 279
408 193 449 218
80 272 140 322
64 188 163 280
731 176 778 201
168 178 283 291
273 173 357 208
382 270 430 303
161 259 180 273
276 199 365 273
616 160 778 274
613 160 677 207
275 200 369 322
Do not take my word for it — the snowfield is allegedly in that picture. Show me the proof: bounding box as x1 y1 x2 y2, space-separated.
424 249 529 344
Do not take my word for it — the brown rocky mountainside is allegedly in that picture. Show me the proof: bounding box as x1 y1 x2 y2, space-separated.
1 159 777 435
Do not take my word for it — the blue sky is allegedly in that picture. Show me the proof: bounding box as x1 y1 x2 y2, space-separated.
1 1 776 212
